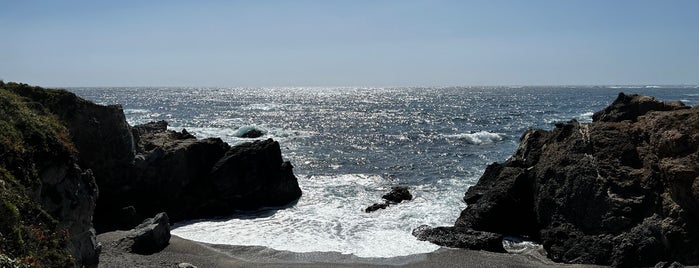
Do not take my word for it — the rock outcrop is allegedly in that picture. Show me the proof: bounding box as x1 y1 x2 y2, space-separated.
93 121 301 229
417 93 699 267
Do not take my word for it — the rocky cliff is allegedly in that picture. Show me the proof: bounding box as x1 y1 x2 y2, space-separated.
0 82 302 267
1 82 100 267
417 93 699 267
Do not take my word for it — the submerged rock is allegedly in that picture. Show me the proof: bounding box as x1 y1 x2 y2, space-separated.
382 186 413 204
365 186 413 213
365 203 389 213
419 93 699 267
235 126 266 138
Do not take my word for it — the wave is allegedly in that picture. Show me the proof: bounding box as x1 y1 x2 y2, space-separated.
445 131 507 145
172 173 471 258
233 125 267 138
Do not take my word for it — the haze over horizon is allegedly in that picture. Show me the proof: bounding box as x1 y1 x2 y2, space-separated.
1 1 698 87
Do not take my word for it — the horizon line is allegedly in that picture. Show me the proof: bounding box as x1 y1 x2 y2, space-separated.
3 80 699 89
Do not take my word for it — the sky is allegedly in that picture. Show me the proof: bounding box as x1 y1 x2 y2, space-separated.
1 1 698 87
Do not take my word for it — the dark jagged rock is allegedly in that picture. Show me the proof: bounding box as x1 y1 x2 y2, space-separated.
419 93 699 267
97 121 301 230
365 203 389 213
592 92 688 122
116 212 170 254
365 186 413 213
382 186 413 204
206 139 302 211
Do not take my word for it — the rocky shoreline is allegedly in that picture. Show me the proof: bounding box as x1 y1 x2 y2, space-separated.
0 82 302 267
2 81 699 267
96 232 604 268
416 93 699 267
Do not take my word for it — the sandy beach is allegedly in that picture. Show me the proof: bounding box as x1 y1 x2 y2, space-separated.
97 232 603 268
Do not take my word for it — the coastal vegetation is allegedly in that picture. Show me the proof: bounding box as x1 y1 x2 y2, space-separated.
0 81 76 267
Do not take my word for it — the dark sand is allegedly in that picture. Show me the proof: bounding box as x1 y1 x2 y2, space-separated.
97 232 604 267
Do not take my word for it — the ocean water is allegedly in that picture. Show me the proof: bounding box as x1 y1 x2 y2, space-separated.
71 86 699 258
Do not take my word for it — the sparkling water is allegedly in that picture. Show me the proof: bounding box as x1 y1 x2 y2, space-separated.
70 86 699 258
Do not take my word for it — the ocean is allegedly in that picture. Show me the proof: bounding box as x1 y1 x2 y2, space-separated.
70 86 699 258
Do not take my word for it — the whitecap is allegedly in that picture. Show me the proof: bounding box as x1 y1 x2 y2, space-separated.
445 131 507 145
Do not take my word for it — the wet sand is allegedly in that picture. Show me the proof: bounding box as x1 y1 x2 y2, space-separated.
97 232 603 267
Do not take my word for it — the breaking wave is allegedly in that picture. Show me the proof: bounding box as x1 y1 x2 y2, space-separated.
445 131 508 145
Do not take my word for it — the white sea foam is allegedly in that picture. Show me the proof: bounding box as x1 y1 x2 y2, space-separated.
170 126 314 145
445 131 507 145
502 236 543 254
578 112 594 122
172 174 470 258
123 108 150 114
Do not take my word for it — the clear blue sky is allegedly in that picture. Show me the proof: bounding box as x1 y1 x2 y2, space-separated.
1 1 698 87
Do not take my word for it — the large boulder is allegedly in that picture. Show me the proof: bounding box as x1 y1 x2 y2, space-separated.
418 93 699 267
116 212 171 254
413 226 505 252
